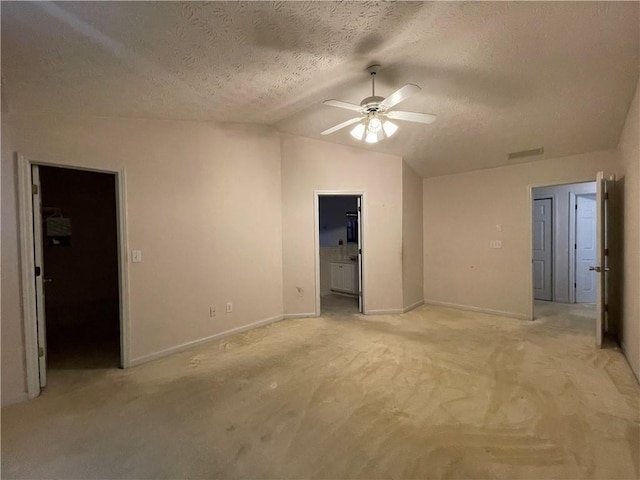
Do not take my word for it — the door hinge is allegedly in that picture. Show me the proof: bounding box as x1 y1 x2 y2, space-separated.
605 304 609 312
574 282 577 289
574 243 577 250
38 346 44 358
575 204 578 210
35 266 41 277
358 206 361 212
32 184 39 195
604 248 609 256
359 249 362 254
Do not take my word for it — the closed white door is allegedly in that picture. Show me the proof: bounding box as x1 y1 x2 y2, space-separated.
532 198 552 301
575 194 597 303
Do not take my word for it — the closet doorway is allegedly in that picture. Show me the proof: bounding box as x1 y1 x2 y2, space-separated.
18 155 129 399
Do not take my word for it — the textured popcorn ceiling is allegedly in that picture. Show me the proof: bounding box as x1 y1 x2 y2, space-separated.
2 1 638 177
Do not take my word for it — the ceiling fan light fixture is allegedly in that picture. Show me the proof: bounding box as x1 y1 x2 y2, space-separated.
367 116 383 134
350 123 366 140
382 120 398 137
365 131 379 144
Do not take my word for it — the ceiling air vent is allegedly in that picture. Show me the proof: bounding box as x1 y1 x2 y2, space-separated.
508 147 544 160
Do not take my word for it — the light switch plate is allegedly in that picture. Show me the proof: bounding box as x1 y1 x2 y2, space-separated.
132 250 142 263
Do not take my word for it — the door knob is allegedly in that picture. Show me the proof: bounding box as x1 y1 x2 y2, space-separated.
43 278 53 283
588 266 609 272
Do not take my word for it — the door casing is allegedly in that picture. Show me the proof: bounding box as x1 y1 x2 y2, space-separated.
17 154 131 399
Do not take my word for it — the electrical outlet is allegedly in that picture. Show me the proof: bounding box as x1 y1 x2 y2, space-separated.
489 240 503 249
210 305 217 317
226 302 233 313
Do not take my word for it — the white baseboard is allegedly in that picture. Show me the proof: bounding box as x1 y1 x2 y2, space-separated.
283 312 317 319
2 391 29 407
423 299 530 320
403 300 424 313
130 314 284 367
365 308 404 315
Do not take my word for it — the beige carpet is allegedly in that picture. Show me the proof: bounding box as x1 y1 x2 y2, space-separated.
2 303 638 479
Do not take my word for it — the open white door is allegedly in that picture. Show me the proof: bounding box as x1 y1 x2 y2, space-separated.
31 165 47 387
357 196 363 313
593 171 614 348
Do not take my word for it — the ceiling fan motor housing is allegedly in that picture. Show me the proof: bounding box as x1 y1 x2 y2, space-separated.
360 96 385 113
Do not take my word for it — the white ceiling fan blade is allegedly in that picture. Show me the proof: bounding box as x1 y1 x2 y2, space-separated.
323 99 363 112
387 110 437 124
321 117 363 135
380 84 421 109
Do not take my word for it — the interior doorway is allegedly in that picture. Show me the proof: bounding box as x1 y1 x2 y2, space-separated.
529 174 617 349
532 181 597 307
33 165 121 387
315 193 364 315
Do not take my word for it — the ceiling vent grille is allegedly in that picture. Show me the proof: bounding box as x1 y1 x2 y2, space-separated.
508 147 544 160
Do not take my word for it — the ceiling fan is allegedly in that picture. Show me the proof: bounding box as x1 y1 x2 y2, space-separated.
321 64 436 144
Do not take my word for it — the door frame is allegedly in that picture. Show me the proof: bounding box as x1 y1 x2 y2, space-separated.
17 153 131 399
527 177 597 320
313 190 366 316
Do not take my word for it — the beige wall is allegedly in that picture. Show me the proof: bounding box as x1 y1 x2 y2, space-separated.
281 134 403 316
423 150 618 319
617 78 640 379
402 162 424 310
1 114 284 405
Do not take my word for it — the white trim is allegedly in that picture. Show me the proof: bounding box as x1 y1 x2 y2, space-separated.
313 190 366 317
129 314 284 367
283 312 317 319
16 154 132 398
402 300 424 313
366 308 404 315
1 392 30 407
115 169 132 368
527 185 535 320
424 299 530 320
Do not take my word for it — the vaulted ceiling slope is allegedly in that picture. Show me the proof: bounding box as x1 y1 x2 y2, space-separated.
2 1 638 177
